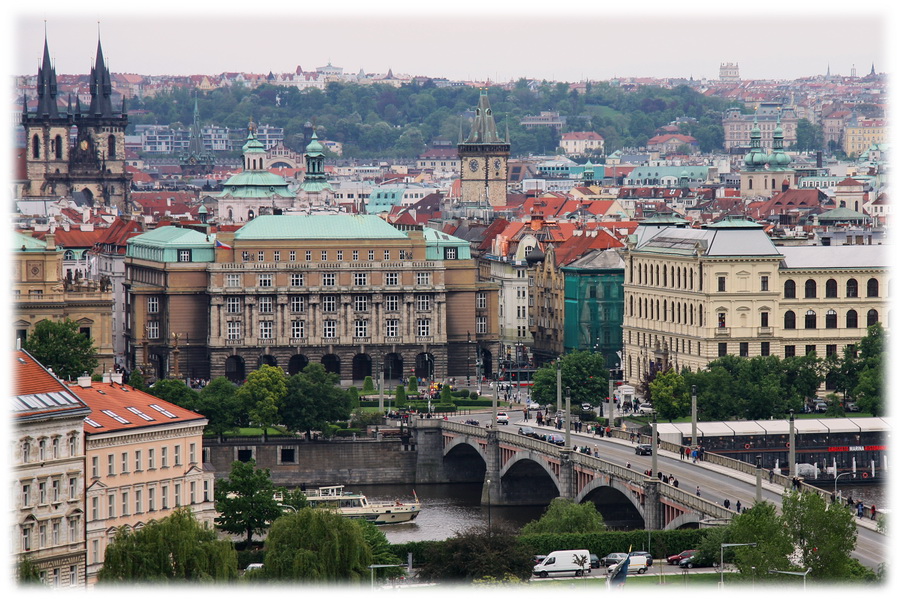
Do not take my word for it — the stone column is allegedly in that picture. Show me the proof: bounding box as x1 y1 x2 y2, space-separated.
411 421 447 483
642 478 664 530
481 428 501 504
557 449 577 500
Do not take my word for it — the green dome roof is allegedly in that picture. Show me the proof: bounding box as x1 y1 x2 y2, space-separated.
305 131 325 155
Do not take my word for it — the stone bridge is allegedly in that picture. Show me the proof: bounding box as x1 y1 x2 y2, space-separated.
412 420 733 530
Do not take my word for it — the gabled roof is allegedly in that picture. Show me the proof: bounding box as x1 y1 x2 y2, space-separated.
553 229 624 266
72 381 206 435
13 349 91 421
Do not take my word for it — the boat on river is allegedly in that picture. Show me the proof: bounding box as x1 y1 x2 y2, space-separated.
303 485 421 524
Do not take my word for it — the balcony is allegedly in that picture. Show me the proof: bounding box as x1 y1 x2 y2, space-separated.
757 327 774 337
714 327 731 337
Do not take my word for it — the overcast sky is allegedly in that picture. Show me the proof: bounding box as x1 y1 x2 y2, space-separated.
7 1 895 83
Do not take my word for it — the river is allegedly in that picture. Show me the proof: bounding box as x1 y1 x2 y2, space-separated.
348 481 887 543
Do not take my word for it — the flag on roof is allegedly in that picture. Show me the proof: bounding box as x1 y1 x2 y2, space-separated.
215 239 232 249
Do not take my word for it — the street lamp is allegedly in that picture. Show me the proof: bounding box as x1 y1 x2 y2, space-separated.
651 410 658 476
377 360 384 413
565 386 572 450
755 454 763 503
485 477 492 536
720 543 756 587
788 409 796 479
768 568 811 590
833 471 856 500
691 384 698 447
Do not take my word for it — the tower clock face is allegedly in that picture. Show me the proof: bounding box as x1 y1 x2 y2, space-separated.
468 159 479 172
493 159 502 170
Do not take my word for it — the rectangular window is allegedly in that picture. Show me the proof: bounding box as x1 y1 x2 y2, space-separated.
147 321 160 339
417 319 431 337
149 487 156 511
174 445 182 466
322 273 336 286
739 342 749 357
258 296 273 313
717 276 726 292
108 454 115 476
760 311 769 327
320 250 328 261
226 296 241 313
22 484 30 507
444 247 458 259
178 249 192 262
349 295 366 312
258 274 273 287
69 435 76 457
784 345 796 358
290 273 305 286
190 481 196 504
352 250 359 261
135 489 143 513
161 447 168 468
148 448 155 469
225 273 241 287
147 296 159 313
39 524 46 548
290 296 306 312
39 481 46 504
227 321 242 340
69 477 76 499
760 275 769 291
68 517 77 543
384 294 399 312
718 313 726 328
416 294 431 311
336 250 343 261
718 342 728 357
417 272 431 286
52 521 60 545
476 292 487 309
174 483 181 507
162 485 169 509
108 493 116 518
368 250 375 261
121 491 129 516
384 250 390 260
92 456 99 478
305 250 312 261
385 272 399 286
121 452 129 474
289 250 296 261
806 345 817 356
354 272 368 286
322 295 337 312
355 319 369 338
385 319 399 337
476 316 487 334
323 320 336 338
291 319 306 339
274 251 281 262
761 341 770 356
259 320 273 339
189 443 196 464
258 251 265 262
826 344 837 357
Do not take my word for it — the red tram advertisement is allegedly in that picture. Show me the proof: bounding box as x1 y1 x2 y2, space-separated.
657 417 889 484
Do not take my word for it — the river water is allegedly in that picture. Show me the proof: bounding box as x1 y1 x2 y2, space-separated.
349 481 887 543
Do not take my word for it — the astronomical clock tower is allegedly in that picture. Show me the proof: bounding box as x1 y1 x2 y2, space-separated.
458 89 510 207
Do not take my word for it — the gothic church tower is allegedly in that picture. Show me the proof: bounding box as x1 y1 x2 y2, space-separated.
457 89 510 207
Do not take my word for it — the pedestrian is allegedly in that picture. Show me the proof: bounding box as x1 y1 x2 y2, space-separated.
691 449 698 463
536 411 542 426
871 504 877 520
768 469 774 483
723 498 730 510
672 479 679 489
626 461 631 469
679 446 685 460
594 445 599 457
696 486 701 496
605 425 611 438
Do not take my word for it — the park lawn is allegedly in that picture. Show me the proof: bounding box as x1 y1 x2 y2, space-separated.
525 572 727 588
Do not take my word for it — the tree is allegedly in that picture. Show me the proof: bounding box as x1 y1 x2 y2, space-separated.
22 318 98 380
854 323 885 415
647 369 689 420
531 351 607 409
395 384 407 406
520 497 605 534
280 363 351 438
417 525 534 582
781 491 858 580
262 508 372 581
147 378 199 410
214 460 285 547
235 364 287 440
407 375 418 393
127 369 147 391
16 557 42 585
98 508 238 582
193 376 242 440
723 502 794 579
362 376 375 392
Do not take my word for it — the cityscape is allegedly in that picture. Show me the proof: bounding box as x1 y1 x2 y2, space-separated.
10 8 890 591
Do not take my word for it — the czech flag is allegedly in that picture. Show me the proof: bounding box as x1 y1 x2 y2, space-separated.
215 239 232 249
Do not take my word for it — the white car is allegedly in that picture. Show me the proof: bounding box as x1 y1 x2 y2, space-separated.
527 401 541 410
637 404 655 415
496 412 509 425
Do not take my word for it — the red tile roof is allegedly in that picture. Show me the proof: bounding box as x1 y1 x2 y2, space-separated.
13 349 91 420
70 381 206 434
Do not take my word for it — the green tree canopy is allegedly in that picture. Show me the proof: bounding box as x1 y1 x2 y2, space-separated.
782 491 858 580
722 501 794 578
520 497 606 535
98 508 237 582
262 508 372 582
280 363 351 436
647 369 689 420
147 378 200 410
193 376 242 439
127 369 147 391
416 525 534 582
214 460 285 547
22 319 98 380
235 364 287 439
531 351 607 408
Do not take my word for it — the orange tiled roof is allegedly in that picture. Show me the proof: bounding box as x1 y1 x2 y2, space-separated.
13 349 91 420
69 381 206 434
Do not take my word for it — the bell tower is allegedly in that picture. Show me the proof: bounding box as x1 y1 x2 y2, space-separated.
458 89 510 207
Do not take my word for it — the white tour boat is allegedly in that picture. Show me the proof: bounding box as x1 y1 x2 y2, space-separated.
303 485 421 524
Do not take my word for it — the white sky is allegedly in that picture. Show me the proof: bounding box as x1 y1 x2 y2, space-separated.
5 1 896 82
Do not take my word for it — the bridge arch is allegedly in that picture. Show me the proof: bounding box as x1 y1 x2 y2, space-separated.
575 476 646 529
497 452 562 505
442 437 488 483
664 512 703 530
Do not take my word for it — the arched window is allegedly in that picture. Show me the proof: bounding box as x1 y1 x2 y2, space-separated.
825 309 837 329
628 296 633 317
655 265 659 286
805 310 817 329
784 279 796 298
867 309 879 327
655 299 660 320
846 278 858 298
846 310 858 329
663 267 667 287
107 135 116 159
63 250 75 260
54 135 63 159
32 134 40 159
784 310 796 329
825 279 838 298
867 278 879 297
689 269 694 289
804 279 817 298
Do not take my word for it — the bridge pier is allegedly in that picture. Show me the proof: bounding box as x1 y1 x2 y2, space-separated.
558 449 577 500
642 479 665 530
481 429 501 504
412 421 448 483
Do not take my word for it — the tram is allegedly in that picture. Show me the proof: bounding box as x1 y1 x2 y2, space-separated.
656 417 889 483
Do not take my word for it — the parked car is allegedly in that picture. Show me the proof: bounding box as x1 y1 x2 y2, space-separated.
679 553 715 569
637 403 655 415
582 403 593 412
496 412 509 425
546 433 565 446
601 552 629 567
527 401 541 410
814 401 828 413
635 444 653 456
607 554 648 575
533 549 592 578
845 402 860 412
589 553 600 569
667 549 696 565
629 550 653 567
518 426 539 438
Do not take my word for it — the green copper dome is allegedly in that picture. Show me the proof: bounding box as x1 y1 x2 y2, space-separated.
305 131 325 156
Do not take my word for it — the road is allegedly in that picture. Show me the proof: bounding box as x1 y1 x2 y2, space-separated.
448 410 887 569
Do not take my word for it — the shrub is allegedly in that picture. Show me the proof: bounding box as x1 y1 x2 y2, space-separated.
432 404 457 413
470 391 479 400
348 387 360 408
407 376 418 393
363 376 375 392
395 385 407 405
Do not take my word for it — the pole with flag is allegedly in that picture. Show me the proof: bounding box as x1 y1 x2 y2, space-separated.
607 545 631 589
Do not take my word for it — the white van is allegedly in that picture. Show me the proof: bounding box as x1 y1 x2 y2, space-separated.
606 554 648 575
533 549 592 578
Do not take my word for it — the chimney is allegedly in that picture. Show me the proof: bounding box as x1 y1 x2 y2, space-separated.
45 232 56 251
816 151 823 168
111 372 124 384
77 374 93 388
102 372 112 383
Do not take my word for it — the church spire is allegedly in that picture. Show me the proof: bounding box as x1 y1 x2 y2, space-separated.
464 89 504 144
88 33 115 117
34 31 60 118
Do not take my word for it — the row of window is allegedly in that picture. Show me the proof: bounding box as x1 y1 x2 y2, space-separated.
20 434 79 464
784 277 880 299
226 318 447 340
717 343 841 359
632 261 699 290
222 293 440 315
20 476 79 508
219 271 433 288
238 249 414 263
91 444 196 478
89 479 208 521
20 515 81 553
783 309 879 330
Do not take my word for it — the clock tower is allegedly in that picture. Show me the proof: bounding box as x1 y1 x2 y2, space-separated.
458 89 509 207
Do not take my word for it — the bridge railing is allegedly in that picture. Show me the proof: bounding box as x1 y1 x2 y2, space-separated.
660 484 734 521
496 431 562 457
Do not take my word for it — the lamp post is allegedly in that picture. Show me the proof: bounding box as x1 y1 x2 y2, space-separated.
378 361 384 413
691 384 698 447
788 409 796 479
565 386 572 450
485 477 492 536
721 543 756 587
651 410 658 476
768 568 811 590
467 331 472 388
492 375 498 428
755 454 763 503
833 471 856 500
556 360 562 422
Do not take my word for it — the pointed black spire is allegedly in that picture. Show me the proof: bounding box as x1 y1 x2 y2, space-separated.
34 34 60 118
88 35 115 117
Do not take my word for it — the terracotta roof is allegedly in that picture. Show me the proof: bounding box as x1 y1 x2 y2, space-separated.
561 131 603 141
40 228 104 248
553 229 624 266
13 349 91 421
836 177 864 187
70 381 206 434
